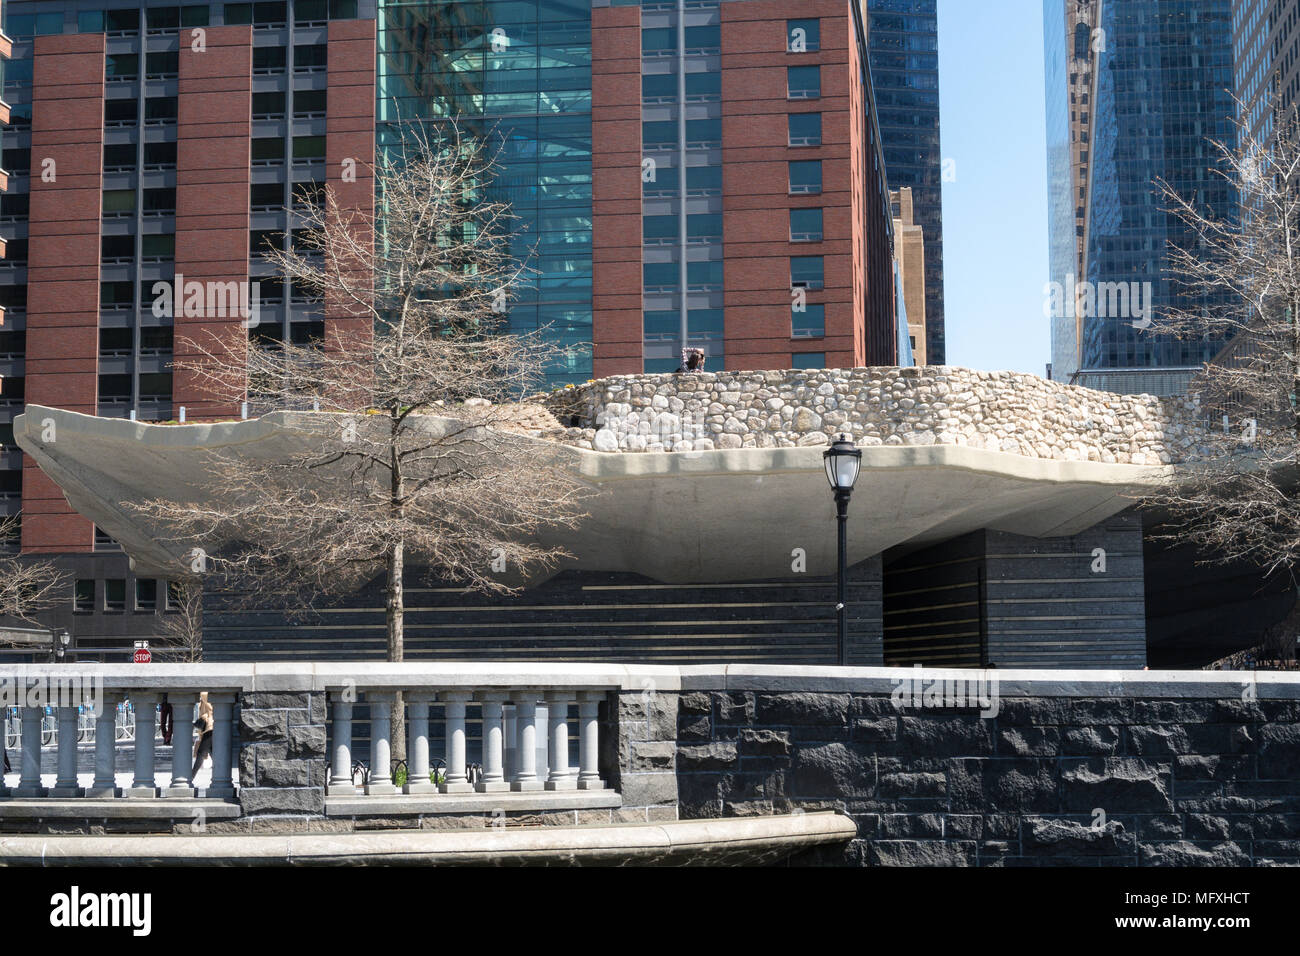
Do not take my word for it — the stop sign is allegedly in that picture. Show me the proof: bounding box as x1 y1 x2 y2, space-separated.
133 647 152 664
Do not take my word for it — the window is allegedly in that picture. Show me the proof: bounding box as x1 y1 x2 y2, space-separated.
788 113 822 146
792 303 825 338
790 208 823 242
687 260 723 290
0 330 24 358
252 137 286 162
251 183 283 210
293 90 326 116
788 160 822 194
643 261 678 291
144 142 178 168
143 188 177 214
684 118 721 148
684 25 720 53
0 194 29 220
792 352 825 370
144 96 179 122
74 580 95 614
642 121 676 149
104 579 126 613
7 12 66 37
687 213 722 242
142 234 175 259
103 143 137 171
145 51 180 77
182 6 211 27
251 229 281 255
253 91 287 117
787 66 820 99
106 54 139 80
253 47 287 72
140 327 174 354
139 372 172 400
642 27 675 55
689 308 724 339
99 327 133 355
643 215 677 244
98 374 132 400
100 281 134 308
3 147 31 173
105 99 138 126
146 7 181 30
642 74 676 103
685 72 720 101
294 44 328 71
788 18 820 53
643 163 677 195
166 581 186 611
686 166 722 195
135 579 158 612
289 320 325 344
790 256 824 290
102 235 134 262
292 135 326 160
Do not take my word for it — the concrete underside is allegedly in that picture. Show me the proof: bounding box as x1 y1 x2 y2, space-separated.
13 406 1169 583
0 812 856 866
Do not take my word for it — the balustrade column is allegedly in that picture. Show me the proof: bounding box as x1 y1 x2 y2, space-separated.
503 704 517 781
545 692 576 791
14 706 46 797
576 691 606 790
207 692 237 799
365 692 397 796
165 693 197 797
327 693 355 794
125 692 159 799
404 692 437 794
440 691 474 794
510 694 543 792
477 693 508 793
50 705 83 797
86 694 122 798
0 710 9 798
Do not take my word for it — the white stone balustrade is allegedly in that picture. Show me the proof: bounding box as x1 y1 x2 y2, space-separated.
0 662 629 810
0 664 245 804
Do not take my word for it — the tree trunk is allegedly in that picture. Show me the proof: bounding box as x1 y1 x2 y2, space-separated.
386 536 406 764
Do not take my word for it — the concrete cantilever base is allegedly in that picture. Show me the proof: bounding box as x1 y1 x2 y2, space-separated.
0 812 856 867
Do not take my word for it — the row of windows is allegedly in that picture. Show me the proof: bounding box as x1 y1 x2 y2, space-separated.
73 578 188 615
105 44 326 80
9 0 359 34
642 256 823 292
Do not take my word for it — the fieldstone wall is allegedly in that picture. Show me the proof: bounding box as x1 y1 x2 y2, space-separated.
607 689 680 824
543 367 1200 466
675 687 1300 866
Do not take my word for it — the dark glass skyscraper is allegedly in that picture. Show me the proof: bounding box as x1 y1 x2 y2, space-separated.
865 0 944 365
1047 0 1236 395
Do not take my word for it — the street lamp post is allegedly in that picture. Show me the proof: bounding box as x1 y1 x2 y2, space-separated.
823 433 862 666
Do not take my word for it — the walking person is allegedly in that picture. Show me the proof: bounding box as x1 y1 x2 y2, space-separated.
192 692 214 781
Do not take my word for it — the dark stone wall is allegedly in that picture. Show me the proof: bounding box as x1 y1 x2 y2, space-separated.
674 688 1300 866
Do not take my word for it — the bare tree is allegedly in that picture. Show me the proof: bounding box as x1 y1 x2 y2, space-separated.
128 122 590 757
154 580 204 663
0 515 68 631
1146 99 1300 662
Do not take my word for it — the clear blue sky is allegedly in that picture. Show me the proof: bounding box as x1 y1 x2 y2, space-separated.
937 0 1050 375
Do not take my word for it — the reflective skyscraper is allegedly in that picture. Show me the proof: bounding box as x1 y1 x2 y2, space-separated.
1045 0 1237 395
866 0 944 365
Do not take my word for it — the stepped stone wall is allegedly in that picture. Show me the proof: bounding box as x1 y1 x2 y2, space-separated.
542 366 1200 466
